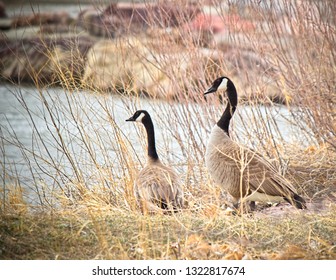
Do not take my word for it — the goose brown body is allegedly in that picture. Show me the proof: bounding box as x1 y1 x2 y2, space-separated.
134 158 183 213
204 77 306 209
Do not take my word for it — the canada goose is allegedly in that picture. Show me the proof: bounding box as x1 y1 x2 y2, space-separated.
126 110 184 213
204 76 306 211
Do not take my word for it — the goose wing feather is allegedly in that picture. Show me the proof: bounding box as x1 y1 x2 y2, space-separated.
134 162 183 208
242 151 298 197
209 140 298 197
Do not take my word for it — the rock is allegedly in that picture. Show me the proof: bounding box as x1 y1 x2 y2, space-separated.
77 8 117 38
78 2 200 38
0 18 11 31
82 38 168 97
11 11 72 28
185 13 255 34
0 1 7 18
186 13 226 34
0 36 94 85
82 36 222 99
0 1 10 30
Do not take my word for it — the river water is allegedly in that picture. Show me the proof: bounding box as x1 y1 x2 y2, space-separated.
0 85 141 193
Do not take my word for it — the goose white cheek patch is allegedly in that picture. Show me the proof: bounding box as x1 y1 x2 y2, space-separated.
218 78 228 91
135 112 146 122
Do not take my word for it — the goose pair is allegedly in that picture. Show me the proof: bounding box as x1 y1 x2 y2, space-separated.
127 76 306 214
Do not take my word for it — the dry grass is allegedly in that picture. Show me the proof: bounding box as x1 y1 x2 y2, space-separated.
0 0 335 260
1 188 335 260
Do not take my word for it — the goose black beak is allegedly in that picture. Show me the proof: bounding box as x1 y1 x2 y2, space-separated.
203 86 217 96
125 116 135 122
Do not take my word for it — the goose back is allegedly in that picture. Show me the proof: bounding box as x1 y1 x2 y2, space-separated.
134 159 183 212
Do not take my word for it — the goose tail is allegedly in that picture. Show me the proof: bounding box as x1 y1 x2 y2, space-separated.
285 193 306 209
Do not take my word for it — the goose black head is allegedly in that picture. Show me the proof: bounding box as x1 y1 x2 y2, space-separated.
204 76 229 95
126 110 149 123
126 109 158 161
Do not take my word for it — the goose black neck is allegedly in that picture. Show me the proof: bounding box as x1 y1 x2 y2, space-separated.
142 116 159 161
217 79 238 135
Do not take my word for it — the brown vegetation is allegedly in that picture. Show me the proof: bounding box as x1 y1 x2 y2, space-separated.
0 0 335 260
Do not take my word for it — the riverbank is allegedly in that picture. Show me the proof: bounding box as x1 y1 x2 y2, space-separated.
1 192 335 259
1 137 335 259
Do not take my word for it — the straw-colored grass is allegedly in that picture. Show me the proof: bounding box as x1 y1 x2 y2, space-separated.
1 186 335 259
0 0 335 260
